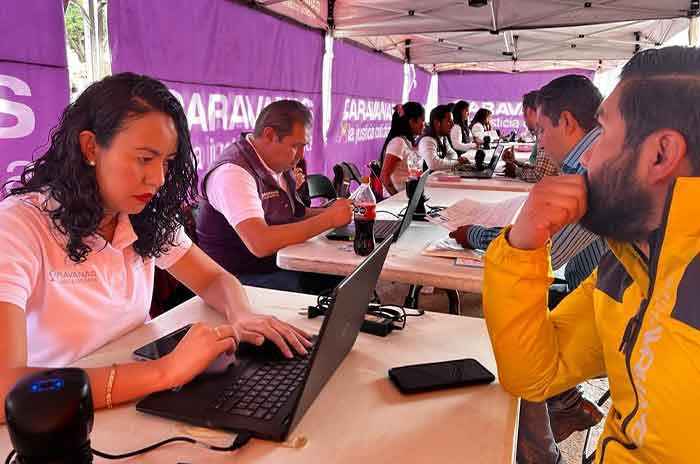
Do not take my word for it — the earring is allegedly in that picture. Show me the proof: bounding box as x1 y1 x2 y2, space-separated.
88 160 96 166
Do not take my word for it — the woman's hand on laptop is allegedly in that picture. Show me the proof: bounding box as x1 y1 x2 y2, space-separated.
230 313 313 359
160 322 239 387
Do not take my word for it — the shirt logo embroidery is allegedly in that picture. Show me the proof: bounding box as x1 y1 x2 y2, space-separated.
261 191 280 201
48 270 98 284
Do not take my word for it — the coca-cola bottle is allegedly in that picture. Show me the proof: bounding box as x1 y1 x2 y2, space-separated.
369 170 384 202
353 177 376 256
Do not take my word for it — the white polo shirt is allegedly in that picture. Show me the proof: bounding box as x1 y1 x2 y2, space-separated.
384 136 413 191
0 192 192 367
206 135 290 228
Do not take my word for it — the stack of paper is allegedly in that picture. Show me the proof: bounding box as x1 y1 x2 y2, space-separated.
427 194 527 231
422 237 483 262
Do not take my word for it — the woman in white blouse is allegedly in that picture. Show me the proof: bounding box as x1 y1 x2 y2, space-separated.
418 105 470 171
0 73 310 422
450 100 477 154
379 102 425 195
469 108 494 145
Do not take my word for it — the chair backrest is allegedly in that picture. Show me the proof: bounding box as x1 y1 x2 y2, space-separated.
332 162 363 198
368 160 382 179
306 174 337 201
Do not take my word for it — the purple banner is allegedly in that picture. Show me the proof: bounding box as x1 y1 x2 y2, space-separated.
326 40 404 176
165 81 323 175
408 67 432 106
108 0 322 94
0 1 67 67
0 1 69 189
109 0 324 174
439 69 595 134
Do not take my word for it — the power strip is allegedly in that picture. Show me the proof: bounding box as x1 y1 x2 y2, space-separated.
307 302 395 337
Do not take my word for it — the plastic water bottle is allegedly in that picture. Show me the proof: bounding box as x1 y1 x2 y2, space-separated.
353 177 376 256
406 150 423 180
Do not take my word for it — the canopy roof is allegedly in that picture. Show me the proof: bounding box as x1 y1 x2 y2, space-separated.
258 0 698 71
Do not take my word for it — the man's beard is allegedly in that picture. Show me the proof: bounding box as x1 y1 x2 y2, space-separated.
580 152 655 243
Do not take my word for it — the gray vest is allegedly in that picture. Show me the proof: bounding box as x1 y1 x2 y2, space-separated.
197 138 306 275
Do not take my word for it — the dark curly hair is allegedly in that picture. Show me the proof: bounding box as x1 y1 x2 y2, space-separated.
5 72 198 263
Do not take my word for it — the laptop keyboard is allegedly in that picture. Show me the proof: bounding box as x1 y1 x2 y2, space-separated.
375 220 398 238
209 356 310 421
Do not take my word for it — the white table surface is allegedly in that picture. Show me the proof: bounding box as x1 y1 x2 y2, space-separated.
277 188 526 293
0 287 518 463
461 142 534 163
427 171 534 193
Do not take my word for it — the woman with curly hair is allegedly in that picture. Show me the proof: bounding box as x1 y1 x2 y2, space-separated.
0 73 311 422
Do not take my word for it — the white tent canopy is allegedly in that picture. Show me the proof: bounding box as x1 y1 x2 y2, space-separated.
258 0 698 71
349 18 689 72
332 0 693 36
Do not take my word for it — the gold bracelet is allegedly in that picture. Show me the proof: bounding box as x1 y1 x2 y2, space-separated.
106 363 117 409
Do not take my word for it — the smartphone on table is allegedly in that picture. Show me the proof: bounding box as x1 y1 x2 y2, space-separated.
388 358 495 394
132 324 192 360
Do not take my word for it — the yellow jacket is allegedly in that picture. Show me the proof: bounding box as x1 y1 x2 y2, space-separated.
483 178 700 463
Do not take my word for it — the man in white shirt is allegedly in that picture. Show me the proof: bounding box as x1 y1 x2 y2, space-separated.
197 100 353 293
418 105 469 171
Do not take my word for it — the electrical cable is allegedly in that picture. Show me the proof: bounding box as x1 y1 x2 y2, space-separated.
91 431 252 459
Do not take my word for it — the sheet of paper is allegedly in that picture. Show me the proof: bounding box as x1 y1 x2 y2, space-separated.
455 257 484 268
426 194 527 231
422 237 485 260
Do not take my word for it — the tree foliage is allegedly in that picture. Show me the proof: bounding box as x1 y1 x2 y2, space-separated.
65 2 86 63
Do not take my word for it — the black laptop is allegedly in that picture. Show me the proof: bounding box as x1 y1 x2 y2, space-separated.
135 237 393 442
326 169 430 242
460 143 505 179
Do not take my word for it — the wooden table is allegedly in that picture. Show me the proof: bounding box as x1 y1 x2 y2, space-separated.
427 171 534 193
0 288 518 463
277 188 525 294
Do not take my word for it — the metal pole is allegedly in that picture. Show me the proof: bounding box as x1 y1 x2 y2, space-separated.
690 17 699 47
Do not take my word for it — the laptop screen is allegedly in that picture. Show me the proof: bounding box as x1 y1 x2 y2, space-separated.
287 237 392 433
488 145 505 170
394 169 430 241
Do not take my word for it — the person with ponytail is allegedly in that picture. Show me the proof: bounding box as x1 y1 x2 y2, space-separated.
379 102 425 195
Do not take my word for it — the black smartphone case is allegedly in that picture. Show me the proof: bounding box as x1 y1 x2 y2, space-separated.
388 359 495 394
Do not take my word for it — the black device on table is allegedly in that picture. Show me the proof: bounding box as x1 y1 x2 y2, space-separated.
135 236 392 442
5 368 94 464
325 169 430 242
459 143 505 179
388 358 495 394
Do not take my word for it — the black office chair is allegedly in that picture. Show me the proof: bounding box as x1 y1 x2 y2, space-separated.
332 162 363 198
306 174 337 203
368 160 382 179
